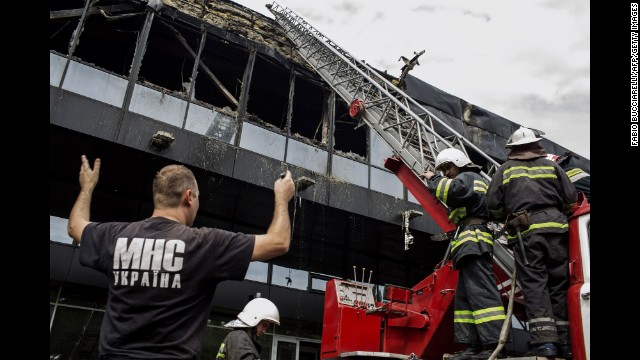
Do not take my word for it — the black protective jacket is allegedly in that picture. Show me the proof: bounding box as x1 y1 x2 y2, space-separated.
216 329 262 360
487 156 578 241
427 170 493 268
563 165 590 202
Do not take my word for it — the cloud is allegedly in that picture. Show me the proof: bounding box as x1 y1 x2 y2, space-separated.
461 10 490 22
410 5 438 13
491 91 590 158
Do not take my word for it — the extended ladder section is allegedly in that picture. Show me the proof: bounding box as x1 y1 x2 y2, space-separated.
267 2 501 181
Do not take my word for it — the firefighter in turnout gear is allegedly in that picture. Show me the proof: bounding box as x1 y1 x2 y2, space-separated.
546 153 590 203
487 127 578 359
216 298 280 360
421 148 506 360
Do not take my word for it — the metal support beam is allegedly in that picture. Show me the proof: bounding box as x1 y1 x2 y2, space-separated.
326 90 336 177
50 4 142 20
115 9 155 142
234 45 257 147
182 26 208 129
57 0 97 88
283 67 296 163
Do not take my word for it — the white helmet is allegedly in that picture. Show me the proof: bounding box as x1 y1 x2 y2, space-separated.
505 127 542 147
225 298 280 328
435 148 475 170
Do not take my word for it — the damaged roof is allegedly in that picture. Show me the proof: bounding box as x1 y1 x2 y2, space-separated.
158 0 314 72
167 0 590 172
98 0 591 173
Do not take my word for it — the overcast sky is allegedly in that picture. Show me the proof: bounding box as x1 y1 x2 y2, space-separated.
236 0 590 159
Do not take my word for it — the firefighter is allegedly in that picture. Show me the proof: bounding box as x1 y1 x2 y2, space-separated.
487 127 578 359
422 148 506 360
546 153 590 203
216 298 280 360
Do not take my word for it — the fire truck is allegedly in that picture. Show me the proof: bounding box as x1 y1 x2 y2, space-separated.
267 3 590 359
319 167 590 360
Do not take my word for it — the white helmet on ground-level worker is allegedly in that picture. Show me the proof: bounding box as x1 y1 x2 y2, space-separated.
224 298 280 328
505 126 542 147
435 148 475 170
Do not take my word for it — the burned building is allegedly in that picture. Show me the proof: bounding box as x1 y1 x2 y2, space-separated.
49 0 589 359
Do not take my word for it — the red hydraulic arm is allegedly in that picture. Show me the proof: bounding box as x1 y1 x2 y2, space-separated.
384 156 455 233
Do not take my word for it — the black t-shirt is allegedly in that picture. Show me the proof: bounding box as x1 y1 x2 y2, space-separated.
79 217 255 359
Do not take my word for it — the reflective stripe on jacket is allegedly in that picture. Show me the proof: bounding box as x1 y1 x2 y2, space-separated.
487 157 578 222
428 170 493 267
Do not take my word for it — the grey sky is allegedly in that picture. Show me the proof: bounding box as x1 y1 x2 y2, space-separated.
238 0 590 159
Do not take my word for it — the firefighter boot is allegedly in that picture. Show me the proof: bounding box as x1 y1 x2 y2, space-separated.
557 323 572 359
449 345 482 360
558 345 573 360
523 343 557 357
468 344 505 359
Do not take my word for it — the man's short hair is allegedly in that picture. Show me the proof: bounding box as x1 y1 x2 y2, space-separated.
152 165 197 208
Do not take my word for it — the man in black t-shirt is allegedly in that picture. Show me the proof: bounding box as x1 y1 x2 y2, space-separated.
68 155 295 359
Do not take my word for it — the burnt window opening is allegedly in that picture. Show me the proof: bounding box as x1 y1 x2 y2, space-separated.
309 242 345 280
137 19 198 94
290 76 326 146
333 99 367 160
193 37 248 110
406 231 448 285
49 3 145 77
344 215 379 285
245 55 290 131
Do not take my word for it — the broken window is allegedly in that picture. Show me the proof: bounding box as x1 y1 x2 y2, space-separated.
49 2 145 77
333 99 368 160
290 76 326 145
194 37 248 109
245 55 290 131
138 19 197 95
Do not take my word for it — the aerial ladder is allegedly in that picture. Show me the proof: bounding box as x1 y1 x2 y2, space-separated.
264 3 501 228
266 3 589 360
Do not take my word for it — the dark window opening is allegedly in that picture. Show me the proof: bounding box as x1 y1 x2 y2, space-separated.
290 76 326 145
194 37 248 110
50 15 78 54
333 99 367 159
246 55 290 131
378 258 409 287
405 231 448 285
138 19 198 94
50 306 103 360
345 214 379 285
309 242 345 279
49 4 145 77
